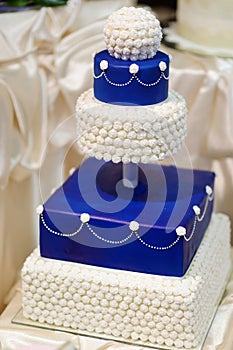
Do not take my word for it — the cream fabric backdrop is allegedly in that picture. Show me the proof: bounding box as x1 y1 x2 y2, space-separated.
163 47 233 231
0 0 134 313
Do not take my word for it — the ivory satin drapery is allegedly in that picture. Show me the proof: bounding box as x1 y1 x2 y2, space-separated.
163 46 233 231
0 0 134 314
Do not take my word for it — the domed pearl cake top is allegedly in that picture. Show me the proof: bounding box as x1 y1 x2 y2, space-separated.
103 7 163 61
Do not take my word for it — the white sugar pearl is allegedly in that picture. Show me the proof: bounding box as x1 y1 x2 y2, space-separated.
162 316 170 325
23 275 31 284
176 226 186 236
69 321 77 329
140 334 148 342
41 295 49 303
100 299 108 307
144 312 153 321
59 298 67 307
25 305 33 314
157 292 165 301
165 339 174 347
54 319 62 327
119 301 128 310
119 30 129 40
193 205 201 215
176 310 184 319
50 296 58 304
179 318 189 328
46 303 53 311
41 310 49 318
123 122 132 131
205 185 213 195
38 301 45 309
140 304 148 313
25 291 33 299
156 322 164 331
148 335 156 344
131 332 139 341
30 314 39 322
50 310 57 319
174 339 184 348
112 315 121 324
161 329 169 339
136 310 144 320
36 204 44 215
129 221 139 231
100 60 108 70
109 307 117 315
32 279 40 287
131 317 140 326
129 63 139 74
157 336 165 345
174 324 183 333
80 213 90 223
69 167 76 176
184 310 193 319
130 302 138 311
171 316 179 325
159 61 167 71
34 293 42 301
55 313 65 324
54 290 62 299
55 305 62 313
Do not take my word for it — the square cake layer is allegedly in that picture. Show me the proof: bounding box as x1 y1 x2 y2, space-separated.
22 213 231 349
39 158 215 276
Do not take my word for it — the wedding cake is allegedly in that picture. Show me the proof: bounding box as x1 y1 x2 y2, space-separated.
21 7 231 349
176 0 233 49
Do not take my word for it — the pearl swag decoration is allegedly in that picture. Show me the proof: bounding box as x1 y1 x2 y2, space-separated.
94 59 169 88
37 184 214 250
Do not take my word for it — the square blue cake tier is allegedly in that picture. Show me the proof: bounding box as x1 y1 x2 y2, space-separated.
39 158 215 277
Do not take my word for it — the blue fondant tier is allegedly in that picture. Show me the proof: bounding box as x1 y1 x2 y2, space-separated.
40 158 215 277
93 50 169 106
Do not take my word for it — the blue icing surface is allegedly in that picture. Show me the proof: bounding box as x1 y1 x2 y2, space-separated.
94 50 169 106
40 158 215 276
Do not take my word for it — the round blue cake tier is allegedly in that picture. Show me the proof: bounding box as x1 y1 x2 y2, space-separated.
94 50 170 106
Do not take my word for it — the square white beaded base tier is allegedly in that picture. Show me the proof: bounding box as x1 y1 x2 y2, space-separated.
21 213 231 350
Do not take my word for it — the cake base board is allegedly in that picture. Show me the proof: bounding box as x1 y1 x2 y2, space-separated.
12 308 208 350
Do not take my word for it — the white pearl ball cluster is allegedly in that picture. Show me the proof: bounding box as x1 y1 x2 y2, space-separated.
21 214 231 349
103 7 162 61
76 89 187 164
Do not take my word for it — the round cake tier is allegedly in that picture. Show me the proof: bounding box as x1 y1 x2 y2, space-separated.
94 50 170 106
76 89 187 164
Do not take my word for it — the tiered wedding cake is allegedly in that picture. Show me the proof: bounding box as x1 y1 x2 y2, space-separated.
21 7 231 349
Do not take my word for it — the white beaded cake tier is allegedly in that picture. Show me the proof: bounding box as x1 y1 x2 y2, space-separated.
22 213 231 350
76 89 187 164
